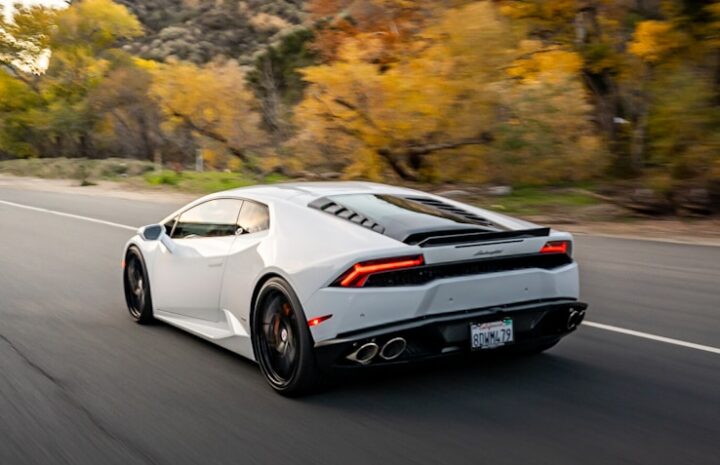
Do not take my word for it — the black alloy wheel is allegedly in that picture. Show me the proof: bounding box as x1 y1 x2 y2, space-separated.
252 278 321 396
123 247 154 324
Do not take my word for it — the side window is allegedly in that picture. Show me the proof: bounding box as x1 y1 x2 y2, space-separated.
171 199 243 239
237 200 269 234
164 217 177 236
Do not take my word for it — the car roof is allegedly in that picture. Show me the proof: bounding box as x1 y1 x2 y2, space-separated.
217 181 421 203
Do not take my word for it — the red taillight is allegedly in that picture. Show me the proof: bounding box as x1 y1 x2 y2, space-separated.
540 240 572 256
308 314 333 327
337 255 425 287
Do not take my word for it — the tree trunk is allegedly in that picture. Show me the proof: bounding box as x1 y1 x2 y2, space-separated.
259 58 284 144
78 132 91 158
630 109 647 174
376 134 494 181
169 110 265 176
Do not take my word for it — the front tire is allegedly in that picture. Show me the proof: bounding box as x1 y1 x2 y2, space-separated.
123 246 154 324
252 277 321 397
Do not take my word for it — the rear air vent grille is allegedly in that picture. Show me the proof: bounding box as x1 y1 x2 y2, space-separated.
403 197 495 227
309 197 386 233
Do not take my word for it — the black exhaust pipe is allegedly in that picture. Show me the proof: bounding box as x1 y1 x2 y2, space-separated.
567 309 586 330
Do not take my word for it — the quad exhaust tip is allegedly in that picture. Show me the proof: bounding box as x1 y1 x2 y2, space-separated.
379 337 407 360
346 342 379 365
567 309 586 331
346 337 408 365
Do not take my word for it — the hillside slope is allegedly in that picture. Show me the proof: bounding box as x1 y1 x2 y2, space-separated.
116 0 305 63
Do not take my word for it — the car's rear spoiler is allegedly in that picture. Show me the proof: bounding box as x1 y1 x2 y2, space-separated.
408 228 551 247
308 195 550 247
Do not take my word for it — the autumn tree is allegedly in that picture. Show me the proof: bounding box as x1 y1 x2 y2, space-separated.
88 63 164 160
0 0 143 158
0 5 57 75
147 59 268 172
499 0 720 192
294 1 602 184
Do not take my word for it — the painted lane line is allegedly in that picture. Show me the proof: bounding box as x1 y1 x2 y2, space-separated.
584 321 720 355
574 232 720 248
0 199 137 232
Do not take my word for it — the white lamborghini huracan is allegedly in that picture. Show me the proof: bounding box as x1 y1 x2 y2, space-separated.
122 182 587 395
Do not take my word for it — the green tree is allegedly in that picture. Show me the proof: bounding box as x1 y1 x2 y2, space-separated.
247 28 317 143
0 0 143 158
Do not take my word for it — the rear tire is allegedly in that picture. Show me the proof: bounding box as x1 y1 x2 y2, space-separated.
252 277 321 397
123 246 154 324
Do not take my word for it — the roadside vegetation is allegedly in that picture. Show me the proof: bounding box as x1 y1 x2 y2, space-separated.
0 157 286 193
0 156 605 218
1 0 718 216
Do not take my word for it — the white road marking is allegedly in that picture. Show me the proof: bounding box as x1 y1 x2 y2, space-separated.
574 232 720 248
584 321 720 355
0 199 137 231
2 198 719 356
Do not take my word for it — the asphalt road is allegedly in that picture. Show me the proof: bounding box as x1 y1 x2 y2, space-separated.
1 187 718 465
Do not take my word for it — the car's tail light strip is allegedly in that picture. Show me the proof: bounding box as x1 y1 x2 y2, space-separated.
540 240 572 257
336 255 425 287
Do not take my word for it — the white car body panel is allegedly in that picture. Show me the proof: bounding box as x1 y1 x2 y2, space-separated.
124 182 581 363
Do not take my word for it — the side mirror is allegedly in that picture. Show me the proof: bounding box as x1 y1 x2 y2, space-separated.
138 224 164 241
138 224 177 253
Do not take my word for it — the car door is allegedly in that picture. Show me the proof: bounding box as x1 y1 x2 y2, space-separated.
152 198 244 322
220 200 271 337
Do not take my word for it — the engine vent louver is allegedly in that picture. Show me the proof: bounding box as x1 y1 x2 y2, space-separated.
403 196 496 227
309 198 386 234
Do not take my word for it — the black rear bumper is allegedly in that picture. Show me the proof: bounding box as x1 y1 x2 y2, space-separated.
314 299 588 369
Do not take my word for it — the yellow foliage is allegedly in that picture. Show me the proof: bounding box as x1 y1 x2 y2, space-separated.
494 74 605 185
0 6 57 71
133 57 159 71
499 0 576 20
629 21 684 64
295 1 601 185
296 2 512 179
508 42 583 84
52 0 143 51
149 60 266 158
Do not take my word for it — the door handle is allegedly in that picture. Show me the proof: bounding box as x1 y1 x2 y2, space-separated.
208 259 224 268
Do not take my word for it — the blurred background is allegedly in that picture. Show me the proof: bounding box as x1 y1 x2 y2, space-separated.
1 0 719 219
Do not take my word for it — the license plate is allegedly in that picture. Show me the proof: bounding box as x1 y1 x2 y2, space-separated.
470 319 514 350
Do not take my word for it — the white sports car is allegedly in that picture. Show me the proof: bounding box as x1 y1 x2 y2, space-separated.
123 182 587 395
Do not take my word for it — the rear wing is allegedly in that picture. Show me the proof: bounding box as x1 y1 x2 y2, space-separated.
407 228 551 247
308 194 549 247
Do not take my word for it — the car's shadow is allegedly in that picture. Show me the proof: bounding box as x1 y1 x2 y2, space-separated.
150 317 603 407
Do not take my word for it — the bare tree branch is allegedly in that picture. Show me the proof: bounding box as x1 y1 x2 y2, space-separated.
167 109 264 175
376 133 494 181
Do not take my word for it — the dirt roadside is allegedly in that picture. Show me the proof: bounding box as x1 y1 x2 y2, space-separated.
0 174 196 204
2 174 718 246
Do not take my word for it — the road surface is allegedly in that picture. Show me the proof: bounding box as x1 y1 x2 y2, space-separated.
1 187 718 465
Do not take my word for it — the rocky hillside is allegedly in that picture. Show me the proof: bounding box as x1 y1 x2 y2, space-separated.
116 0 305 64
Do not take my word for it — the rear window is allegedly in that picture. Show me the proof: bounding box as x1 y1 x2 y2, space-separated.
328 194 481 226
